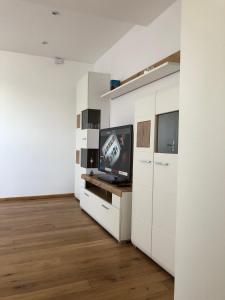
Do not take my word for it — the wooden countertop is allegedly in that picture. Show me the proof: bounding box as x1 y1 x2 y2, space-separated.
81 174 132 198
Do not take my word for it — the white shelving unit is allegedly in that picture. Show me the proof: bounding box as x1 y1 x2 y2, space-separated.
101 62 180 100
75 72 110 200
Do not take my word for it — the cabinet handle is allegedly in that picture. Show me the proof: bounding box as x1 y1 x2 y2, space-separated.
101 204 109 210
82 138 87 140
140 160 152 164
155 162 169 166
84 192 89 197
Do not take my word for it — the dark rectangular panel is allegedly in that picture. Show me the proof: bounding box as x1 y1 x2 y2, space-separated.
156 111 179 154
81 149 99 168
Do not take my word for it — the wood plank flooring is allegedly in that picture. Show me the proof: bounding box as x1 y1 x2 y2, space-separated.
0 197 174 300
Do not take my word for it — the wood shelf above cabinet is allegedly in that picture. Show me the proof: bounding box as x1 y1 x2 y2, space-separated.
101 62 180 100
81 174 132 198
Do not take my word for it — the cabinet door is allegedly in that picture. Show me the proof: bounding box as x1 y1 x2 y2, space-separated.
152 154 178 275
76 74 88 113
131 93 155 256
80 129 99 149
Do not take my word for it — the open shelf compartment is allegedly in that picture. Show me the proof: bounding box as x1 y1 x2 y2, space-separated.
86 182 112 204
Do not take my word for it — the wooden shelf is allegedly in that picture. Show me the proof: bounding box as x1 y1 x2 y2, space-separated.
101 62 180 100
81 174 132 198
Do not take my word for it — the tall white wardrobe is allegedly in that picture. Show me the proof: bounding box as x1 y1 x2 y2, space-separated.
132 76 179 276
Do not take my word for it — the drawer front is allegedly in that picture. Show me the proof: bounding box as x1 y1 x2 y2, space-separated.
80 189 120 240
98 200 120 240
80 130 99 148
80 130 88 148
80 189 100 220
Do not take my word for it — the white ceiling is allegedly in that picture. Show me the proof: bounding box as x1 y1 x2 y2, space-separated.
0 0 176 63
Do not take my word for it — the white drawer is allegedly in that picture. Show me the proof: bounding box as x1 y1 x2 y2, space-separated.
98 200 120 240
80 129 99 149
80 189 100 220
80 188 120 240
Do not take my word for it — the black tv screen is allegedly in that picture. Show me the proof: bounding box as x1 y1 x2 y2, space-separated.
99 125 133 180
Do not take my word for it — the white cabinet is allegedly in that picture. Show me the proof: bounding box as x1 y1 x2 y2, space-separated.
152 84 179 275
80 176 132 242
131 93 155 255
80 187 120 239
131 82 179 276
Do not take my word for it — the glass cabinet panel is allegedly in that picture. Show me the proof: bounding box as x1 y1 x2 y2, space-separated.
155 111 179 154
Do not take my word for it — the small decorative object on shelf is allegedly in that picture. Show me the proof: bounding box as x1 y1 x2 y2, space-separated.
110 80 121 90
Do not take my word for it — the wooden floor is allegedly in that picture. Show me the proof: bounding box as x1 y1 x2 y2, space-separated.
0 197 174 300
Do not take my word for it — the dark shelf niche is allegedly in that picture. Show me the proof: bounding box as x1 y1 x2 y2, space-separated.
81 149 99 168
82 109 101 129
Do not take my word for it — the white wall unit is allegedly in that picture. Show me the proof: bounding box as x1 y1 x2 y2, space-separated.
131 81 179 275
80 177 132 242
75 72 110 200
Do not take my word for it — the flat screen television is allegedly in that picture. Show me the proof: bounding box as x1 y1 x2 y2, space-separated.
98 125 133 184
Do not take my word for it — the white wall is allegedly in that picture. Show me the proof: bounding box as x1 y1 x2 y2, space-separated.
0 51 92 198
94 1 180 80
94 0 181 126
175 1 225 299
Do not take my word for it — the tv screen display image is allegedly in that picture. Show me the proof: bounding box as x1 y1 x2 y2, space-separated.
99 125 133 180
